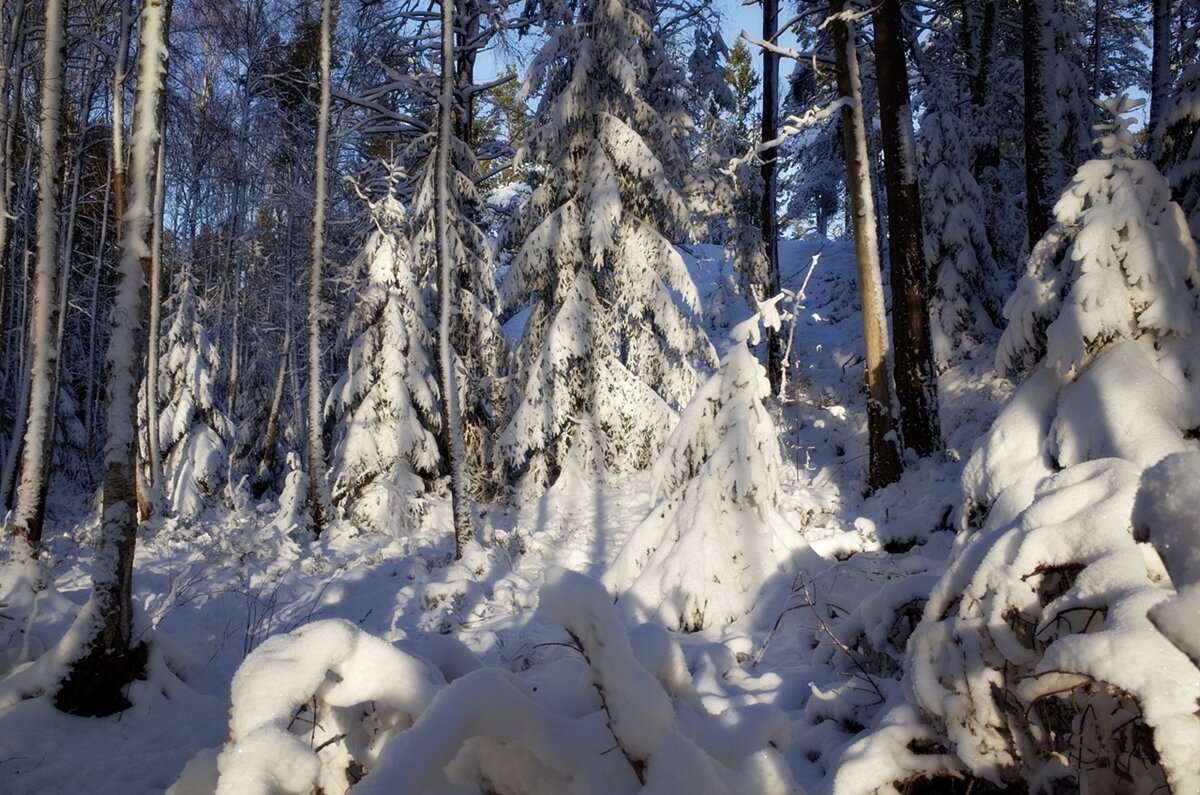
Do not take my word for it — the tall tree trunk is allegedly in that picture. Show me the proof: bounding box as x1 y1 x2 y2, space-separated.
439 0 472 558
255 328 291 499
873 0 940 457
969 0 998 179
145 118 167 494
1089 0 1104 100
0 0 27 319
111 0 133 243
55 0 170 718
830 0 902 490
1021 0 1056 246
760 0 783 393
306 0 333 535
11 0 65 553
1149 0 1171 162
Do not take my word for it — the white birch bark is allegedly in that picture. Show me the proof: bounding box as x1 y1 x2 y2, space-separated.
146 121 166 492
55 0 169 717
11 0 65 553
306 0 333 534
438 0 472 558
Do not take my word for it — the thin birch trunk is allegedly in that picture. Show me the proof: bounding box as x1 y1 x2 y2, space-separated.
306 0 333 535
830 0 902 490
111 0 133 243
255 327 291 499
55 0 169 718
438 0 472 558
11 0 65 553
145 120 166 493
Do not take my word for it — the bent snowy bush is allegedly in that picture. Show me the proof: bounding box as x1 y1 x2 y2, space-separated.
195 571 798 795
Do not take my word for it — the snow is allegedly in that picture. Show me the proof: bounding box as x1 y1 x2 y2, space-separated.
2 229 1198 795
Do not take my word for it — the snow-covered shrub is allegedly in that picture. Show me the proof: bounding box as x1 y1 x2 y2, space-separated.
910 460 1200 793
328 192 440 535
206 620 443 795
194 571 797 795
158 275 234 520
1134 452 1200 668
604 306 796 630
902 96 1200 794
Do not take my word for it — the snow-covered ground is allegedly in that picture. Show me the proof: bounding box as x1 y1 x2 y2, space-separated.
1 236 1191 794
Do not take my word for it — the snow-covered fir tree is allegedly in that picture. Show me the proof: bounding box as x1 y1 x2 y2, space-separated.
498 0 716 494
920 78 1003 363
605 306 793 630
998 94 1199 378
408 126 508 502
157 274 234 520
328 190 440 535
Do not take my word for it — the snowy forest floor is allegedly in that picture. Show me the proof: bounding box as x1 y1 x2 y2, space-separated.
0 238 1013 794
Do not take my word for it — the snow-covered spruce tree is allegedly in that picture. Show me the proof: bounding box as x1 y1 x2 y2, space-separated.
157 274 234 521
900 96 1200 794
328 189 440 536
996 94 1198 382
605 306 792 630
919 78 1003 364
499 0 715 495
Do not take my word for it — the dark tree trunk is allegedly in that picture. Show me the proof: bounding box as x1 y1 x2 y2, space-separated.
1021 0 1056 246
760 0 783 394
873 0 941 458
1148 0 1171 162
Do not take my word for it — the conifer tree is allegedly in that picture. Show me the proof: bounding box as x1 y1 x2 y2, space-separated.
921 79 1003 362
1000 95 1199 378
330 189 440 535
157 275 233 520
499 0 715 495
605 306 792 630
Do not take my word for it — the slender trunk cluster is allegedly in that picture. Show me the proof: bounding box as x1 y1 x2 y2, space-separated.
829 0 902 489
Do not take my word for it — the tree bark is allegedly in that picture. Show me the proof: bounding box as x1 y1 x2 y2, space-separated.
439 0 473 558
11 0 65 553
306 0 333 535
760 0 784 393
830 0 902 490
873 0 940 458
1148 0 1171 162
55 0 170 717
1021 0 1056 246
111 0 133 244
